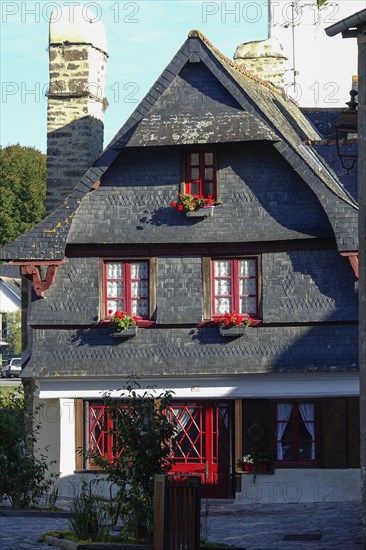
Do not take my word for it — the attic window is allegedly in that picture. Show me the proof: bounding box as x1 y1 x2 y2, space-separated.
185 150 217 199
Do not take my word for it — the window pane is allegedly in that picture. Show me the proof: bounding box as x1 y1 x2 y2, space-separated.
239 259 256 277
204 168 213 180
107 300 124 314
215 297 232 314
190 153 199 165
107 263 122 279
190 181 200 195
214 260 231 277
239 279 256 295
132 280 148 298
205 152 213 165
107 281 123 298
240 297 257 314
190 167 199 181
132 299 149 317
215 278 231 296
203 182 214 196
299 441 313 460
131 262 148 279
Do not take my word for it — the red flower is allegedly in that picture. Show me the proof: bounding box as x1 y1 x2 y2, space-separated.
170 201 177 208
108 309 113 315
177 204 183 211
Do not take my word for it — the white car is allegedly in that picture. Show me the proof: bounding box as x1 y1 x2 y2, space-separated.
1 357 22 378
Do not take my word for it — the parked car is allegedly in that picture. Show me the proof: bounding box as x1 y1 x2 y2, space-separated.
1 357 22 378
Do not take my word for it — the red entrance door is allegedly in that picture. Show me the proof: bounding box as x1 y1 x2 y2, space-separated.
166 401 231 498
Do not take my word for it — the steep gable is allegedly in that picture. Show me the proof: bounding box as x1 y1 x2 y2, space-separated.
0 30 358 262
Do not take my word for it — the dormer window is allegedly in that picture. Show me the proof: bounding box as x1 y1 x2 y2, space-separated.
185 151 217 200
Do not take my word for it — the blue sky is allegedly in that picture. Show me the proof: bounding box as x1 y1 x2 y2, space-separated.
0 1 269 153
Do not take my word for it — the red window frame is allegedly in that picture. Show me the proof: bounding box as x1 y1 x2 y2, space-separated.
211 258 258 317
185 150 217 199
104 260 149 319
275 402 316 465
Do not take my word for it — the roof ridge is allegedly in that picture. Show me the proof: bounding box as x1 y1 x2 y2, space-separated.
188 30 283 96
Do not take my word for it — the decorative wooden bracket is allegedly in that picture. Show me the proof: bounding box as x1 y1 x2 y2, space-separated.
340 252 359 279
20 264 59 298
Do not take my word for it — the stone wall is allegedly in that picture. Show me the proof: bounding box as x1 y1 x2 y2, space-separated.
46 42 107 214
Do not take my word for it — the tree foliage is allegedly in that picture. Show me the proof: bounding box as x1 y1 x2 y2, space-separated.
84 379 176 543
0 387 58 508
4 309 22 357
0 144 46 248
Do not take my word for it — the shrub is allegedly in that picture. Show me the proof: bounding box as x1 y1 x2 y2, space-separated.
68 481 108 542
83 378 176 543
0 387 58 508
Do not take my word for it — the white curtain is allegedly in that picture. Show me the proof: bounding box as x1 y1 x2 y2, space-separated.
277 403 292 460
299 403 315 460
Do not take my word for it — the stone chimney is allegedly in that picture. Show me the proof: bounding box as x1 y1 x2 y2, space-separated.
46 7 108 214
233 37 287 89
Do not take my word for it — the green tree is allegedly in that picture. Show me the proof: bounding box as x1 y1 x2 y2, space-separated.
0 144 46 248
84 380 176 543
4 309 22 357
0 387 58 508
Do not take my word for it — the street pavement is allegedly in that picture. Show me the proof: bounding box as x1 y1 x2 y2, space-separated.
0 499 363 549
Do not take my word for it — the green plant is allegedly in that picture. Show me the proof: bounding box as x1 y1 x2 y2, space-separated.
0 387 59 509
171 192 214 212
242 449 269 469
83 378 176 543
108 310 139 332
213 312 254 328
68 480 108 542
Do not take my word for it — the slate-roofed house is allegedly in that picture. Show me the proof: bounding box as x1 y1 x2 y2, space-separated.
0 12 360 502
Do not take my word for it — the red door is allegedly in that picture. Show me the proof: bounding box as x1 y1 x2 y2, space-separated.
166 401 231 498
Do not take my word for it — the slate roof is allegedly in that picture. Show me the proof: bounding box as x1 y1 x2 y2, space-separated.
21 325 358 378
0 30 358 261
0 276 21 303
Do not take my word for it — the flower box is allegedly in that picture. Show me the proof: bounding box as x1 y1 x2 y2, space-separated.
112 326 138 338
186 206 215 218
244 463 269 473
219 326 248 337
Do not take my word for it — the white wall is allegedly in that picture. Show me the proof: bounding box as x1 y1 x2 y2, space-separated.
237 468 361 503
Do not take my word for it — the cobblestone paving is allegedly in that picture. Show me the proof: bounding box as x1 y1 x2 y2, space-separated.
0 500 363 549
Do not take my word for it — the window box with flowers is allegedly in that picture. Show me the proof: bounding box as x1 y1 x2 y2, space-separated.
213 312 259 337
170 193 215 218
109 310 140 338
242 450 270 473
